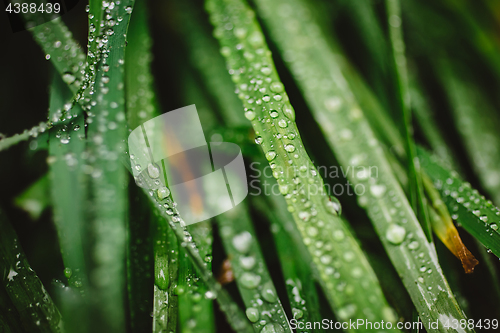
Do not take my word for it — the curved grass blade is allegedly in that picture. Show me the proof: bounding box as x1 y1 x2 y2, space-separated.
418 147 500 258
217 204 293 333
205 0 399 328
0 208 63 332
252 0 473 330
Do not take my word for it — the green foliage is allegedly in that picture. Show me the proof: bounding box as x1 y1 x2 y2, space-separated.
2 0 500 332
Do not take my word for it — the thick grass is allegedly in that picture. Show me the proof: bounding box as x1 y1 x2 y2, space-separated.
2 0 500 332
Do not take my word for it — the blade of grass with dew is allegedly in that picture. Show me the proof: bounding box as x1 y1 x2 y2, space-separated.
386 0 432 242
178 222 215 333
205 0 399 329
1 5 87 153
0 125 48 152
252 191 324 331
84 1 135 331
19 0 86 97
437 63 500 205
417 146 500 258
253 0 473 330
216 204 293 333
47 73 90 333
124 1 161 329
0 208 63 332
153 214 179 333
14 174 50 220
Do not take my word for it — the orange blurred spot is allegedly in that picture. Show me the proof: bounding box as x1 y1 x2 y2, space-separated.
217 258 234 285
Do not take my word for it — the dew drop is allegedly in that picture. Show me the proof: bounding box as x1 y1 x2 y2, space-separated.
157 187 170 200
245 110 256 120
239 256 256 270
269 110 279 118
266 151 277 161
278 119 287 128
386 224 406 245
270 82 284 93
246 307 260 322
64 267 72 279
284 144 295 153
282 104 295 121
147 163 160 179
240 272 261 289
232 231 252 253
261 281 277 303
292 308 303 320
325 196 342 216
62 73 76 84
261 67 272 75
260 322 285 333
370 184 386 198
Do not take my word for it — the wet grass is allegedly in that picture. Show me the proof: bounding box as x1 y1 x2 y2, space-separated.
1 0 500 332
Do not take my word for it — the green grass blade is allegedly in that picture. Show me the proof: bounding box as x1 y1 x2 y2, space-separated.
153 217 179 333
205 0 399 329
178 222 215 333
386 0 432 242
14 174 51 220
409 77 457 170
20 2 86 96
418 146 500 258
84 1 135 331
438 64 500 205
124 1 158 330
252 0 473 330
252 191 324 332
217 204 293 333
174 0 248 128
0 208 63 332
47 73 89 332
0 126 47 152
